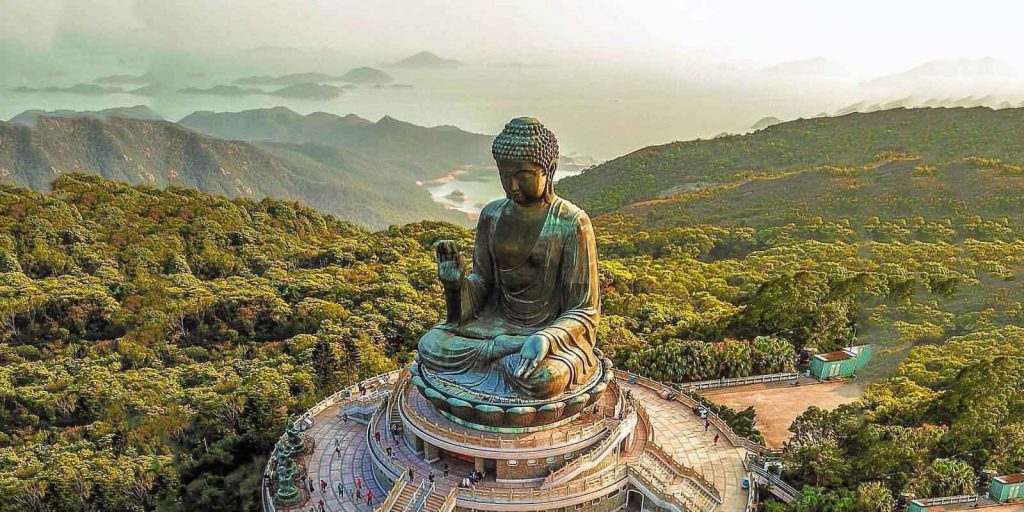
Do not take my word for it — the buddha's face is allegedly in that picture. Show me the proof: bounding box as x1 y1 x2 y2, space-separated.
497 160 549 205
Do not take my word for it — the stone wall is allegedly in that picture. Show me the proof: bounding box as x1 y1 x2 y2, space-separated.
495 450 579 481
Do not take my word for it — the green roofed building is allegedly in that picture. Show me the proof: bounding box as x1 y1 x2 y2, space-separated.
808 345 872 380
990 473 1024 504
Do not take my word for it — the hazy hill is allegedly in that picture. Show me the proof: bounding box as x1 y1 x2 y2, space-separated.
0 116 466 229
179 107 493 180
179 85 262 96
234 67 392 85
391 51 461 69
9 105 163 125
339 67 392 83
11 84 124 95
560 107 1024 215
235 72 337 85
749 116 783 131
267 83 343 100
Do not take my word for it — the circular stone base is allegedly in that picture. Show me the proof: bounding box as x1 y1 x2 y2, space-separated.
410 354 615 430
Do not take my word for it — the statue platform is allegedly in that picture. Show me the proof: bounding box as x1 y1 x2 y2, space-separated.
410 350 614 432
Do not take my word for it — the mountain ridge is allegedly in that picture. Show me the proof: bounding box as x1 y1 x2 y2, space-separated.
0 116 468 229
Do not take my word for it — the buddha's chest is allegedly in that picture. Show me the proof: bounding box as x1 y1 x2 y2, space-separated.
494 210 549 275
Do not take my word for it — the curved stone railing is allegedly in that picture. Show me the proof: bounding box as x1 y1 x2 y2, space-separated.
437 488 458 512
541 398 637 487
647 442 722 505
262 370 402 512
400 377 608 451
368 398 406 480
627 462 688 512
459 465 628 505
633 399 655 444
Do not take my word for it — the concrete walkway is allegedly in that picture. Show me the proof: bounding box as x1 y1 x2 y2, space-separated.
302 402 384 512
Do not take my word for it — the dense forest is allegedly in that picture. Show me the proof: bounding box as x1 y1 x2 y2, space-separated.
2 107 1023 510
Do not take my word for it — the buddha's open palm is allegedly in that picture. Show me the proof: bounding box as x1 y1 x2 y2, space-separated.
435 240 463 289
515 335 550 380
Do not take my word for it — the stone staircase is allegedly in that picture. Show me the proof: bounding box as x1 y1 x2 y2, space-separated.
384 479 446 512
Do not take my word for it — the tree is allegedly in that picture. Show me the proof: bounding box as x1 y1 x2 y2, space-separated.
855 481 893 512
909 458 975 498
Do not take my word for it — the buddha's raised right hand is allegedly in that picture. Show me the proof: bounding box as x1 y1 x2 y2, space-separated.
435 240 463 290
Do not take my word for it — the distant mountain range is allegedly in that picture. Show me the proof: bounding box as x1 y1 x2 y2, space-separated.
0 107 497 229
179 107 493 181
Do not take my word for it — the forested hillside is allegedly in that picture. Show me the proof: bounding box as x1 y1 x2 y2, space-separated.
560 107 1024 214
2 108 1023 511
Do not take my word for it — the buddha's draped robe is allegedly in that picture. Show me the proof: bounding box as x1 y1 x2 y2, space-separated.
417 197 600 399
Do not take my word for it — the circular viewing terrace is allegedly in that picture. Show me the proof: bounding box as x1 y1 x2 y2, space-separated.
263 369 751 512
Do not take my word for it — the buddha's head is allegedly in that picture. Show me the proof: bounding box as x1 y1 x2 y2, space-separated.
492 117 559 206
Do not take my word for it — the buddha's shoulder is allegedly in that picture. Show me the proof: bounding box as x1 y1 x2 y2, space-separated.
479 198 508 220
551 197 591 226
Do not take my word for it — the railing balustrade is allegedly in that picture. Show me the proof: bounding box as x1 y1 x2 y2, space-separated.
437 488 458 512
460 466 628 503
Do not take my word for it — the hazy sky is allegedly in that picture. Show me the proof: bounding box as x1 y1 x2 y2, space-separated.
3 0 1024 159
4 0 1024 76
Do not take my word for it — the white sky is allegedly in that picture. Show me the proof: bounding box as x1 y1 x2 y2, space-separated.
3 0 1024 77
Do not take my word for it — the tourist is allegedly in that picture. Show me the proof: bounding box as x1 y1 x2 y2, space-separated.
342 413 349 425
320 479 327 493
705 419 710 431
428 471 435 484
374 431 381 444
334 444 340 456
459 478 470 489
317 499 325 512
713 433 720 446
443 462 449 477
359 382 367 396
356 487 361 500
308 478 314 493
356 477 362 491
337 482 344 496
386 446 393 457
408 468 414 480
366 489 373 505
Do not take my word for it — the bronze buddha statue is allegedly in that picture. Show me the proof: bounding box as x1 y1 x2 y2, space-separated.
416 117 601 403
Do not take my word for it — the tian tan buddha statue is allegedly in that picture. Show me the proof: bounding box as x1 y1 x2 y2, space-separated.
415 117 606 420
